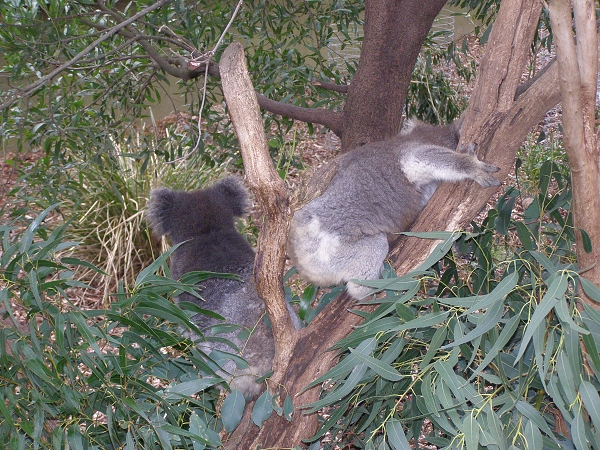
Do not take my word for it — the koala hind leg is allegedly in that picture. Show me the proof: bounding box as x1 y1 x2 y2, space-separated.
338 233 389 300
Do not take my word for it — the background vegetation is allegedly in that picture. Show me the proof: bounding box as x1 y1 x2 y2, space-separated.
1 0 599 449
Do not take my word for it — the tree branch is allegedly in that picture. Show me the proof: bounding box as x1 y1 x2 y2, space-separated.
312 78 350 93
220 41 299 361
0 0 171 112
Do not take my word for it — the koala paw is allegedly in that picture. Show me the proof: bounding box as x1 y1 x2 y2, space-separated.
475 172 501 188
483 162 500 173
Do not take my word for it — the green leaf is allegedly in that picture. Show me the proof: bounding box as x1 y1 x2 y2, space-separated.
419 326 447 370
485 405 507 450
20 203 62 253
581 331 600 376
579 381 600 431
524 419 543 450
580 277 600 302
579 228 593 253
393 311 449 332
164 378 220 400
556 352 577 401
571 407 589 450
303 363 368 413
515 222 536 250
515 401 557 442
252 389 273 427
443 299 504 349
348 347 403 381
304 337 376 390
470 312 521 380
462 413 480 450
189 412 222 448
515 274 566 363
283 395 294 421
386 419 411 450
463 270 518 315
221 390 245 433
554 297 588 334
415 233 461 270
529 251 557 274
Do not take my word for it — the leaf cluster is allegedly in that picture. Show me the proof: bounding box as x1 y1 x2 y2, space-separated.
304 161 600 449
0 204 240 449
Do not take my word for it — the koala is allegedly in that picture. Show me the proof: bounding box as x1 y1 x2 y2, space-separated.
288 118 501 300
147 177 280 400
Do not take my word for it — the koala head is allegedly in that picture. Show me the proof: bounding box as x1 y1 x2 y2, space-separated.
146 176 250 244
401 117 462 150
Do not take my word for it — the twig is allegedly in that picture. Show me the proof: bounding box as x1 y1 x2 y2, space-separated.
168 0 244 163
0 0 171 112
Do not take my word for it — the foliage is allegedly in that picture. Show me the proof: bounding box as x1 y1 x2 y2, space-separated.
0 205 239 449
516 133 569 192
299 161 600 449
0 0 363 159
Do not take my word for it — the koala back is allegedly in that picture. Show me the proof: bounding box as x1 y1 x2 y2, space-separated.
147 177 274 400
289 116 499 300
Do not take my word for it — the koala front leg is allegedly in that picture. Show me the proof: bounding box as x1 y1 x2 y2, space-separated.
402 145 500 188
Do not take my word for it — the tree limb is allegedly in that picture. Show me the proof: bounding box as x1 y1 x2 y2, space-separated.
0 0 171 112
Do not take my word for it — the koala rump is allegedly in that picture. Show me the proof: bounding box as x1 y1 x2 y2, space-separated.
288 118 500 300
147 177 273 400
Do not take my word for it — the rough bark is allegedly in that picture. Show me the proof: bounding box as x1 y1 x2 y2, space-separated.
341 0 448 151
548 0 600 308
220 43 299 375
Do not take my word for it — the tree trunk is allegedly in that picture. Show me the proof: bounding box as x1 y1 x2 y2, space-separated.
548 0 600 309
341 0 447 151
219 0 565 446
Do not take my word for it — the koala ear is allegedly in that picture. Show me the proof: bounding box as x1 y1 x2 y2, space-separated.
213 176 250 217
146 187 177 236
454 110 467 133
401 117 421 135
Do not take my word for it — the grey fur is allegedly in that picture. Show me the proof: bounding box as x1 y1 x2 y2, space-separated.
288 119 500 300
146 177 277 400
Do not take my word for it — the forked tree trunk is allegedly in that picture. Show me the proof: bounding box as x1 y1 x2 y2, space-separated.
219 0 569 447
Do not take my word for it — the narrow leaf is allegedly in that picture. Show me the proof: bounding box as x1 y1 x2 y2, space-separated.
462 413 480 450
579 381 600 431
387 419 411 450
349 348 403 381
221 390 245 433
515 274 566 363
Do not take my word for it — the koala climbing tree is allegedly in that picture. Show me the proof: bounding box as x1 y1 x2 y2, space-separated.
288 118 501 299
218 0 568 444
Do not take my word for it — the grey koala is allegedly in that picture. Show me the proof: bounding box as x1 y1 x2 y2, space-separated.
147 177 279 400
288 118 501 300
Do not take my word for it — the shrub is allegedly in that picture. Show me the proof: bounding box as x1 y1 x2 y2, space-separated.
0 205 229 448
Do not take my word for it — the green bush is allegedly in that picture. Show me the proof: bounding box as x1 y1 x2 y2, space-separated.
0 205 230 449
303 161 600 449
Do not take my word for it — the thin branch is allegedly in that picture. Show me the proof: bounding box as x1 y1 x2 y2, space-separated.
0 0 171 112
312 78 350 93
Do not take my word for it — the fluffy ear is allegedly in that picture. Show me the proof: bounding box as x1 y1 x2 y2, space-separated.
212 176 250 217
400 117 423 135
146 187 177 237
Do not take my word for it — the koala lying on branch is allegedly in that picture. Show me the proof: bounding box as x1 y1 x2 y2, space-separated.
288 119 501 300
147 177 283 400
